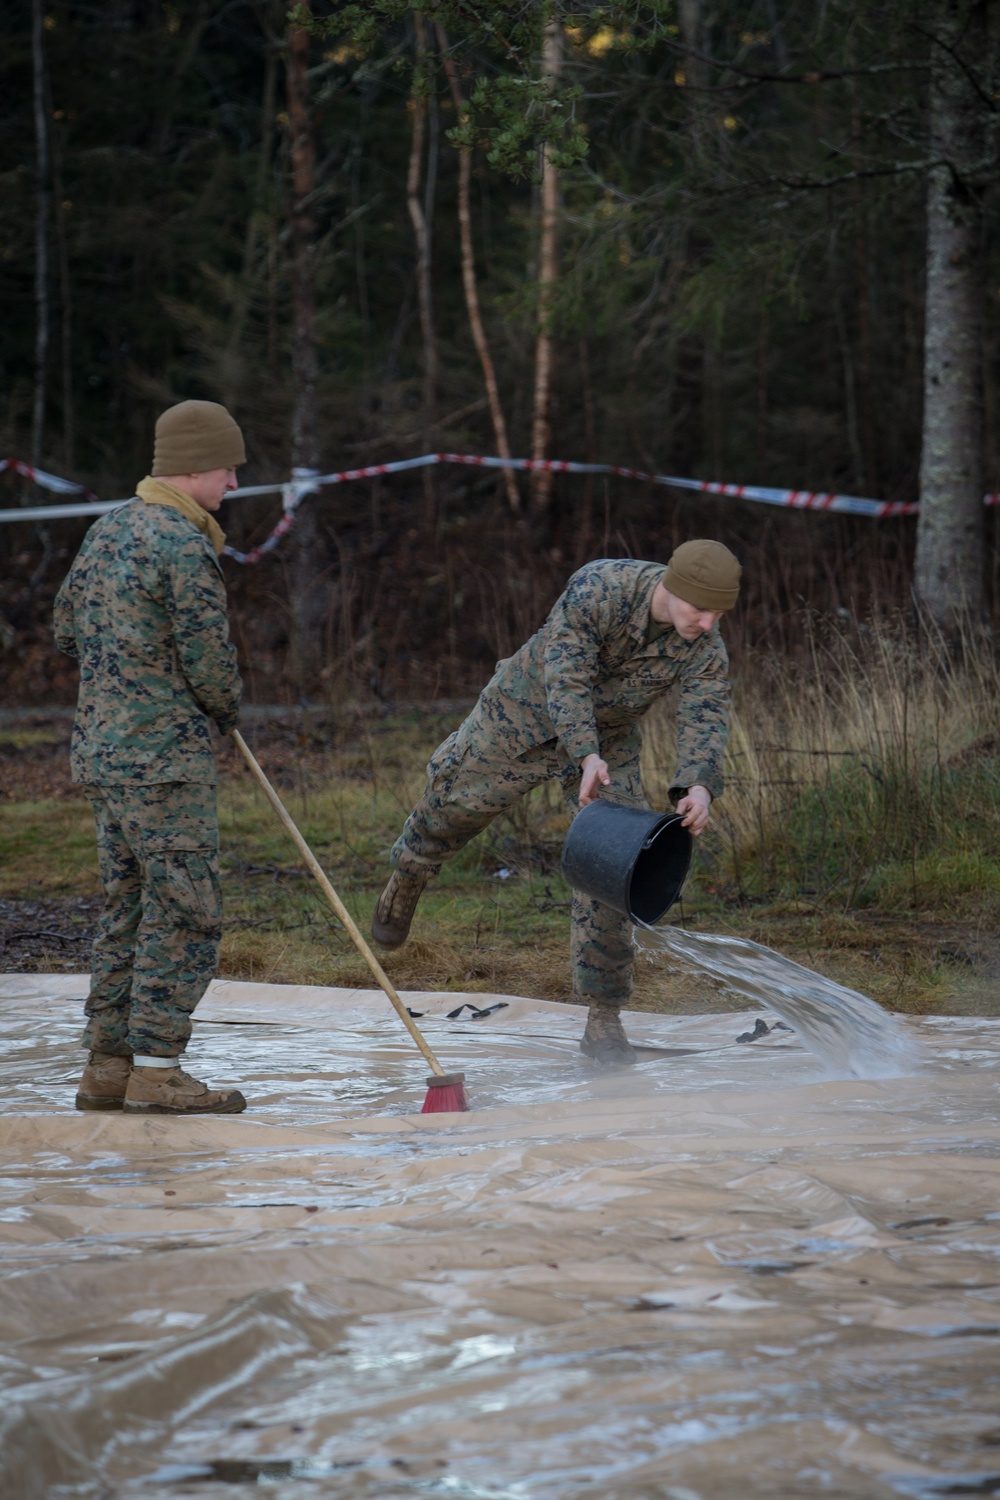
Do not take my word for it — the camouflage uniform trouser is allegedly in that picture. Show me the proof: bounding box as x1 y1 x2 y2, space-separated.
391 717 646 1009
82 781 222 1058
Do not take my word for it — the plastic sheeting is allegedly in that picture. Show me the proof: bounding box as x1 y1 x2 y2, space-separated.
2 972 1000 1499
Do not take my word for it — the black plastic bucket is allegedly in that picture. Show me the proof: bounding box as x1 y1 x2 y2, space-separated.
560 801 692 924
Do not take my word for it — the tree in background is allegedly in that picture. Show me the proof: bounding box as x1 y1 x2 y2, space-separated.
286 0 327 688
2 0 1000 701
914 0 999 636
437 23 520 514
30 0 51 484
404 11 441 523
529 10 564 518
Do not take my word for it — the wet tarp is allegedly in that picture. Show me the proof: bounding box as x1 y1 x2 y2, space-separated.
2 972 1000 1499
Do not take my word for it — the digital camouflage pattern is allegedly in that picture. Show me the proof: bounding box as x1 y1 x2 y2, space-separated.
391 558 732 1006
82 781 223 1057
501 557 730 796
54 499 240 1058
53 499 241 785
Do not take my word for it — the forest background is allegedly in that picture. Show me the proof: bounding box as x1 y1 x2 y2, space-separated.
3 0 1000 1008
2 0 999 702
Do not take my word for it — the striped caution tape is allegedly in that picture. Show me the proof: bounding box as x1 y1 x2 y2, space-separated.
4 452 999 565
0 457 101 504
212 454 935 562
222 460 438 564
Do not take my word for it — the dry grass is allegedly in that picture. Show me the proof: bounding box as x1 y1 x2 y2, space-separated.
643 616 1000 920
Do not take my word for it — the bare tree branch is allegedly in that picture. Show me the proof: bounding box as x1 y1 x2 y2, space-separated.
659 38 929 94
908 21 1000 113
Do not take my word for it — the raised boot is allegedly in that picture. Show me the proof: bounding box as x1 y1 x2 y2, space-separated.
371 869 429 948
75 1050 132 1111
580 1004 637 1067
122 1064 247 1115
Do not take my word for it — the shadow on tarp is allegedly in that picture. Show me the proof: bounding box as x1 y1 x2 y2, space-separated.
1 974 999 1499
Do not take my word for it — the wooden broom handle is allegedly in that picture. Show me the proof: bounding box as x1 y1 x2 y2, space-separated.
231 730 445 1076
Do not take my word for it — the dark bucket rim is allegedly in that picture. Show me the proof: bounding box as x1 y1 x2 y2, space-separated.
627 812 691 925
560 800 692 924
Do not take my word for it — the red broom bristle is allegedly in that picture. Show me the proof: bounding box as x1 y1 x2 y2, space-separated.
420 1072 470 1113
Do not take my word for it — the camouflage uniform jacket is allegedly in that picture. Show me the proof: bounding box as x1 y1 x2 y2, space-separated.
484 558 730 801
53 500 241 785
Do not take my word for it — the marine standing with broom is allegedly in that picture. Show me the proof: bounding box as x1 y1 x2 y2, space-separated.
372 543 741 1065
54 401 248 1115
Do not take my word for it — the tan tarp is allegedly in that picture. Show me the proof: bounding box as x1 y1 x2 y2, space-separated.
1 973 999 1498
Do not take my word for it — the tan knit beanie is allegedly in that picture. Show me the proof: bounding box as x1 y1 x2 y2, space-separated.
151 400 246 476
663 539 741 612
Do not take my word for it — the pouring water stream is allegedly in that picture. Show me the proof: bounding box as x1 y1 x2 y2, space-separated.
635 923 924 1079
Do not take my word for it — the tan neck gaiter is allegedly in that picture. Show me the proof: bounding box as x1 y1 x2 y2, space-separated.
136 477 226 556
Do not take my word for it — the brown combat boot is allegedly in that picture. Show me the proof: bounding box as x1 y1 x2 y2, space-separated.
75 1050 132 1111
371 869 429 948
122 1064 247 1115
580 1004 637 1067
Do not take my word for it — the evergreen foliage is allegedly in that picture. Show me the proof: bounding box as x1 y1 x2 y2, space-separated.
1 0 998 697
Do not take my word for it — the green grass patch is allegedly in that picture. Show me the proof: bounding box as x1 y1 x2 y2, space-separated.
0 801 100 895
857 847 1000 915
216 762 576 995
0 727 68 752
700 756 1000 923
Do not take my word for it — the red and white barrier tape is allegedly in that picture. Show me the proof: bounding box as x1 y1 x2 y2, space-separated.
4 452 999 564
0 457 101 504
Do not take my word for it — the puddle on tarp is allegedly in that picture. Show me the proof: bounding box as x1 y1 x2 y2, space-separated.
1 972 1000 1499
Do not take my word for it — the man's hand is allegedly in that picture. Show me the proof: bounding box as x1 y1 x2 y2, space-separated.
677 784 712 835
578 754 611 807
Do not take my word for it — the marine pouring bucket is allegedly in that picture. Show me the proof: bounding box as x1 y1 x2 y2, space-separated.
560 801 692 925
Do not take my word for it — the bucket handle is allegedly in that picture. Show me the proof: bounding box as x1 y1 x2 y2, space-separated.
641 814 676 851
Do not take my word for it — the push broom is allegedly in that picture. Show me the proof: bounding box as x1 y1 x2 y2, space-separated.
231 730 469 1113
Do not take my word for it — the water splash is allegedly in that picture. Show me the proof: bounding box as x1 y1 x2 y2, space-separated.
636 924 924 1080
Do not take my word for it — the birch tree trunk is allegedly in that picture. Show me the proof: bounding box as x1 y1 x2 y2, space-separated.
529 14 562 518
32 0 51 478
406 15 437 521
285 1 325 691
914 0 993 633
438 29 520 513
